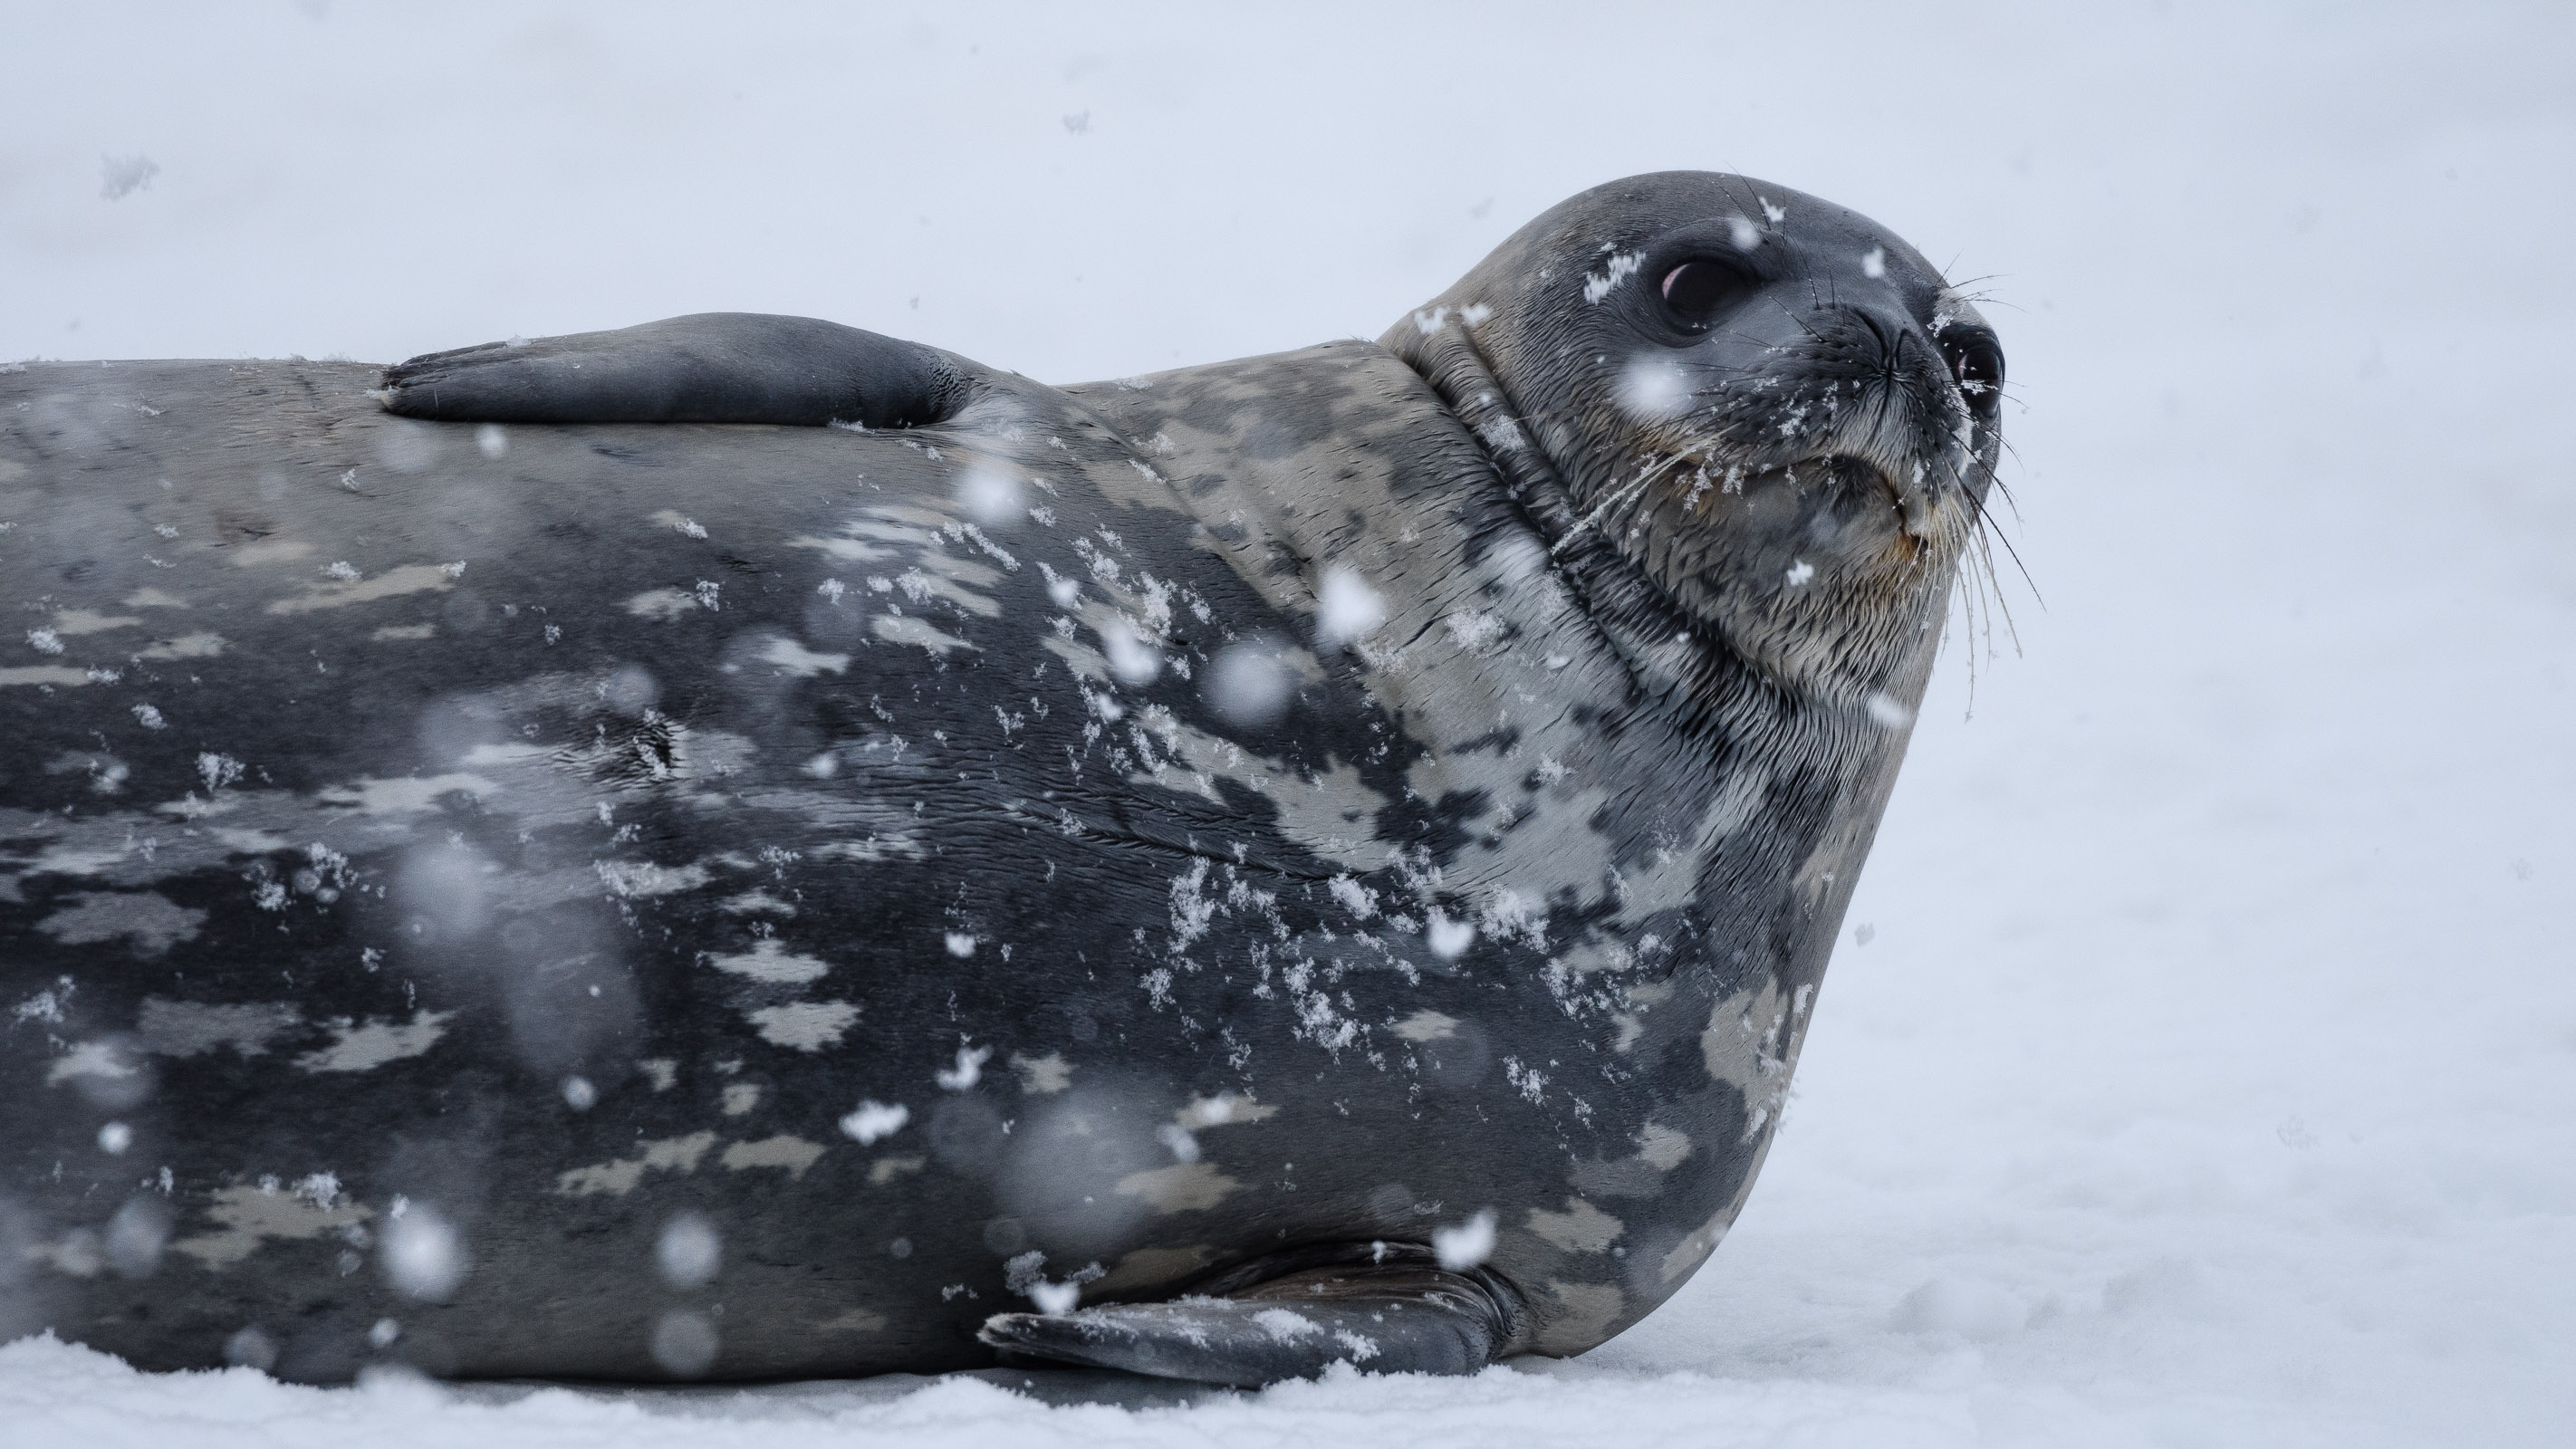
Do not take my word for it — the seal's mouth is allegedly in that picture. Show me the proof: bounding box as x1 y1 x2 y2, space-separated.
1723 450 1947 549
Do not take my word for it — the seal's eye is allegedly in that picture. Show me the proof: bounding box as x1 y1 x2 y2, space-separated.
1944 335 2005 418
1659 260 1754 333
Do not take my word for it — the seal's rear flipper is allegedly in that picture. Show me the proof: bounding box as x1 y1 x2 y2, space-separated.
377 312 970 428
978 1253 1520 1387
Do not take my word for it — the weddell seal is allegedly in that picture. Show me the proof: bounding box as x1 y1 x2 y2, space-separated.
0 171 2005 1386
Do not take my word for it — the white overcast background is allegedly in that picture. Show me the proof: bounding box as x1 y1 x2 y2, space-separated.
5 3 2572 1446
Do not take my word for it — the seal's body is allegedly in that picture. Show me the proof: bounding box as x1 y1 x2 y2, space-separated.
0 173 2004 1386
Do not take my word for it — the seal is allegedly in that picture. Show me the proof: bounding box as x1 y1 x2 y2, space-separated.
0 171 2004 1387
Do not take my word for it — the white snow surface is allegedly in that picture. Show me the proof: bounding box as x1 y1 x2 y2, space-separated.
5 2 2573 1444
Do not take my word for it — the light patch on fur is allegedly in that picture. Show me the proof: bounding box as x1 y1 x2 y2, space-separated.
170 1184 374 1269
1526 1197 1625 1252
136 631 226 660
1087 1243 1219 1295
555 1131 719 1196
136 996 299 1057
1114 1161 1243 1214
1010 1051 1073 1094
813 1308 889 1335
1174 1093 1276 1129
870 614 976 655
720 1135 827 1179
1532 1281 1627 1355
624 588 704 620
1391 1010 1458 1043
370 623 437 642
746 1000 860 1051
295 1010 453 1072
595 859 713 898
720 1082 762 1116
757 637 851 677
39 893 207 955
51 609 142 637
0 667 91 688
868 1155 927 1185
266 562 457 616
701 938 831 984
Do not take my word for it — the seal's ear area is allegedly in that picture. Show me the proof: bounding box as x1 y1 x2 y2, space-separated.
977 1259 1519 1387
376 312 971 428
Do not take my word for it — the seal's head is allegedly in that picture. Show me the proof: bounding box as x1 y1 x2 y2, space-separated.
1387 171 2005 703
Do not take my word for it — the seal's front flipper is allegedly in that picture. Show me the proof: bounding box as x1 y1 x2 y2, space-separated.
377 312 969 428
978 1252 1521 1387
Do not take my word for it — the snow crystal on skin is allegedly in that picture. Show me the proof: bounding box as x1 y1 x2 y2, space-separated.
1582 250 1643 303
1785 560 1815 586
720 1135 828 1179
1432 1209 1497 1271
649 509 709 540
840 1099 909 1144
745 1001 860 1051
1254 1308 1322 1341
562 1075 597 1110
1864 691 1913 727
556 1132 719 1197
594 859 712 897
168 1182 374 1270
130 704 166 729
1329 875 1380 920
944 931 977 957
1728 216 1762 251
1156 1123 1201 1163
475 424 507 458
293 1010 454 1073
96 1121 132 1154
700 938 831 984
936 1042 993 1089
1860 245 1887 279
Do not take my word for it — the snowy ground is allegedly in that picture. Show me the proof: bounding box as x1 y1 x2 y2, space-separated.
5 3 2572 1444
